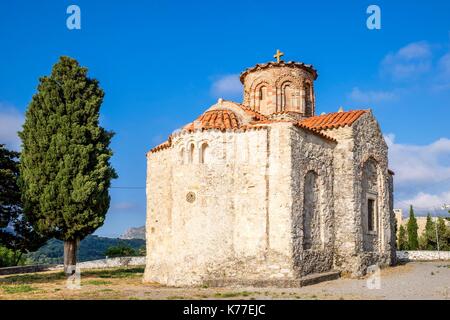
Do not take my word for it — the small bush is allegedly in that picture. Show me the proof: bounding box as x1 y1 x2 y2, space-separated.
0 245 26 267
104 245 139 258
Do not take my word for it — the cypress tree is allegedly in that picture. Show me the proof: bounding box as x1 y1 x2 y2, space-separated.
19 56 117 273
423 213 436 250
406 205 419 250
0 144 21 228
436 217 449 251
398 224 408 250
0 144 47 265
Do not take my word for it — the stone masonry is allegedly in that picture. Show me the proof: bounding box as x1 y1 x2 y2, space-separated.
144 56 396 286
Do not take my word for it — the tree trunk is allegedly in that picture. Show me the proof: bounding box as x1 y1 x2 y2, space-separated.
14 252 23 266
64 239 79 275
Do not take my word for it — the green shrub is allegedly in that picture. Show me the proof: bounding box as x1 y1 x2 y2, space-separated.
0 245 26 267
104 245 139 258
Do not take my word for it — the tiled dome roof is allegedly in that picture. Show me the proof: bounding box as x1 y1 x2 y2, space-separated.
184 109 241 131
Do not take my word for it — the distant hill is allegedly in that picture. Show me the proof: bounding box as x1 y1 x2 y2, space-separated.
26 235 145 265
120 226 145 240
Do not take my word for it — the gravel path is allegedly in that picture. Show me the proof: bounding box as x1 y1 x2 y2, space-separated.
244 261 450 300
1 261 449 300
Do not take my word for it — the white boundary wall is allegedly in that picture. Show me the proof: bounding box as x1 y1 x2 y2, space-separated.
397 250 450 261
49 256 145 270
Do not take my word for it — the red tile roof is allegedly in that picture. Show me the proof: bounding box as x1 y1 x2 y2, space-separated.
184 109 241 131
149 137 172 154
299 110 367 130
239 105 268 121
295 123 337 142
149 109 367 154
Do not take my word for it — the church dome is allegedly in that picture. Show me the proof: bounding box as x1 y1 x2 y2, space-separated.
182 99 267 133
184 109 241 131
239 60 318 83
240 50 318 118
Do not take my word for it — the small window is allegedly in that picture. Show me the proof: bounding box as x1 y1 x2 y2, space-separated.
189 144 195 163
259 86 266 100
179 147 185 164
200 143 209 164
368 198 375 232
256 85 268 112
304 83 312 116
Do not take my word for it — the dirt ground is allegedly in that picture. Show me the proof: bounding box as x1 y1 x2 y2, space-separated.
0 261 449 300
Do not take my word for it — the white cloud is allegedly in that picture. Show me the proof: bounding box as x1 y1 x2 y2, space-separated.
348 87 396 104
386 134 450 186
399 190 450 212
381 41 432 81
386 134 450 211
210 74 242 98
434 52 450 90
0 103 24 151
113 202 137 210
438 52 450 76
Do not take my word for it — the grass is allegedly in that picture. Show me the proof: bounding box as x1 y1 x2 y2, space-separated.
0 267 145 299
214 291 254 298
167 295 185 300
1 284 37 294
84 280 112 286
83 267 144 279
0 271 66 284
0 267 144 286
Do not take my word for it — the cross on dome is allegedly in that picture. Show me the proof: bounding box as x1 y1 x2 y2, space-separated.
273 49 284 63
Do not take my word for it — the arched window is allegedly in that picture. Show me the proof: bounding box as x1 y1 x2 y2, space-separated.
179 147 185 164
199 142 209 164
256 85 268 112
188 143 195 164
303 170 320 250
361 158 379 251
281 83 292 111
304 83 312 116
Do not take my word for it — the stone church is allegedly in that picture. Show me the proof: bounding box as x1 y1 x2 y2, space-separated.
144 51 396 286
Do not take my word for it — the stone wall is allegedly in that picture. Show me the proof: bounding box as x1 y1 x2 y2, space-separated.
324 111 395 276
0 264 55 276
397 251 450 261
47 257 146 271
290 126 335 276
0 257 145 276
144 109 396 285
352 112 395 273
144 125 298 286
144 122 338 286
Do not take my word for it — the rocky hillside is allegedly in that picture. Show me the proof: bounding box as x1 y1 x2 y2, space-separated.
120 226 145 240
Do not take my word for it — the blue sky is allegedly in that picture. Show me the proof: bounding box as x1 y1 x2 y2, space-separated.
1 1 449 237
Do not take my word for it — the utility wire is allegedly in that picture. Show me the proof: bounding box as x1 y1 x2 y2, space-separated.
111 186 145 189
